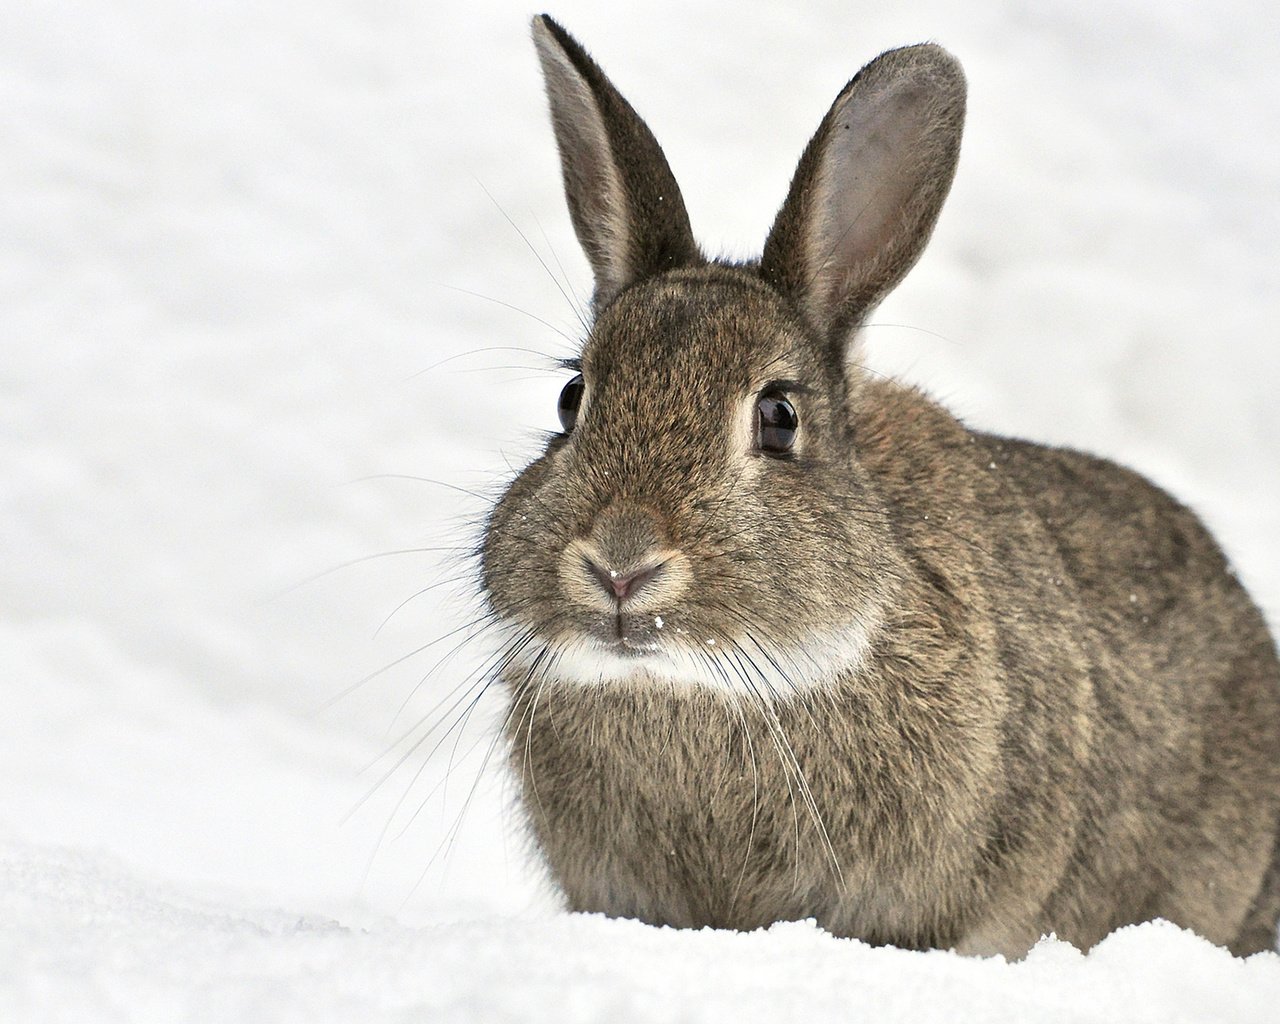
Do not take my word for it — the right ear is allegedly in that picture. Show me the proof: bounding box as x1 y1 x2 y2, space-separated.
761 44 966 350
532 15 701 313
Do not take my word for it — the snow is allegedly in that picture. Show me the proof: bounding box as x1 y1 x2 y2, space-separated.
6 841 1280 1023
2 0 1278 1019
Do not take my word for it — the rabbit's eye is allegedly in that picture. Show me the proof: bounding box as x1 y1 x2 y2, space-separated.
756 390 798 455
558 373 585 432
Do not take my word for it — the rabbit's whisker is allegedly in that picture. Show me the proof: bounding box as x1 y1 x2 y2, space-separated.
358 628 542 897
725 686 762 921
475 177 590 336
319 611 496 714
405 340 572 380
349 623 529 811
532 211 591 330
383 610 510 738
730 640 846 891
373 573 474 639
347 474 499 506
281 546 474 601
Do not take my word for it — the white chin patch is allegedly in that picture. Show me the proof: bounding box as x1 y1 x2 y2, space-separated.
514 620 876 701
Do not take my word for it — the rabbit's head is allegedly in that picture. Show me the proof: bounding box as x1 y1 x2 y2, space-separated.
482 17 965 697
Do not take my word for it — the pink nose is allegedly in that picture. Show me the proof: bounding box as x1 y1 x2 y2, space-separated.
588 559 664 603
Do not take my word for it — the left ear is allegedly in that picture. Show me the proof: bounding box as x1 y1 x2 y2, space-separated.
761 44 966 348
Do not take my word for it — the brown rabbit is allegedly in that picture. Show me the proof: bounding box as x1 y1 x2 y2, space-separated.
479 14 1280 956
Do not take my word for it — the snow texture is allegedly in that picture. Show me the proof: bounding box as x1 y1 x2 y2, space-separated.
3 0 1279 1020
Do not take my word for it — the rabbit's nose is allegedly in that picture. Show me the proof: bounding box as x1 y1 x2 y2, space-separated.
559 534 691 613
586 557 665 604
559 503 692 612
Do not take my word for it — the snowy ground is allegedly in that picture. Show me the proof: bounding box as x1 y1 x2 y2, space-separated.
3 0 1279 1020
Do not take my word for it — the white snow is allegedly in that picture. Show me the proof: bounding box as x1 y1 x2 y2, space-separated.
3 0 1278 1020
6 840 1280 1023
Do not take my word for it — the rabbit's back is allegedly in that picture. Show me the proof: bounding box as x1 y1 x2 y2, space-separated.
855 382 1280 952
990 433 1280 799
996 434 1280 953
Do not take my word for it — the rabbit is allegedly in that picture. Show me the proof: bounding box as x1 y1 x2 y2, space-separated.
479 14 1280 957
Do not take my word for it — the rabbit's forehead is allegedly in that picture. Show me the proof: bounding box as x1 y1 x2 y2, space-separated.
584 271 813 391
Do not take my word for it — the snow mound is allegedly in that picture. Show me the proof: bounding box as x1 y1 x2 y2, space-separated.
5 838 1278 1024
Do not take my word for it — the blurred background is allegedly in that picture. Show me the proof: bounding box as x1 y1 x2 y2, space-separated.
2 0 1277 924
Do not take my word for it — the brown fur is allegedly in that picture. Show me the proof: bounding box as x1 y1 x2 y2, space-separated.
480 16 1280 956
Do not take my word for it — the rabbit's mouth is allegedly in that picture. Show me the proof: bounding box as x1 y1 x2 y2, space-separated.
607 639 660 658
515 608 882 698
586 613 664 655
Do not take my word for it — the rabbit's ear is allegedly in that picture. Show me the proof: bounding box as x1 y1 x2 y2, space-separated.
762 45 965 348
532 16 701 312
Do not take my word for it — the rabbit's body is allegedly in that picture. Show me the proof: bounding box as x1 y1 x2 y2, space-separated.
482 18 1280 956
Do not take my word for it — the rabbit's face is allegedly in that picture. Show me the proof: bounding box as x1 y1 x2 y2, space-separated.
482 266 899 696
482 18 963 698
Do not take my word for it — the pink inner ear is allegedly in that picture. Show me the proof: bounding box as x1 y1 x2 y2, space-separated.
807 81 939 321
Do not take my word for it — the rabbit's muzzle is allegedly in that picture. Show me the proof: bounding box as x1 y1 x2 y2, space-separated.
557 503 692 650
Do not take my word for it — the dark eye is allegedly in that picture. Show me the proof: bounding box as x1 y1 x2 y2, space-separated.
558 373 585 433
756 389 798 455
